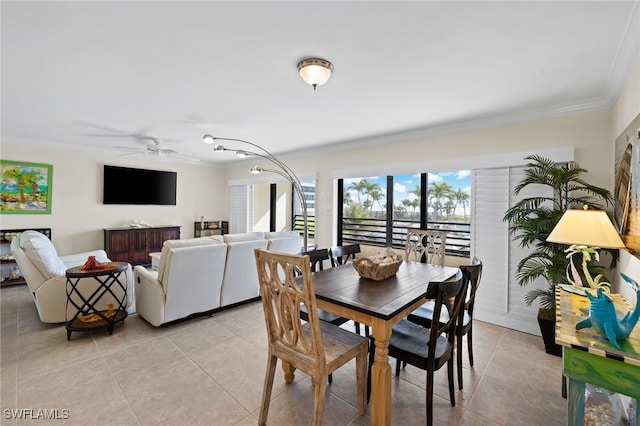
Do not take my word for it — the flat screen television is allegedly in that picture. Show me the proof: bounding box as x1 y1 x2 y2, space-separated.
103 165 177 205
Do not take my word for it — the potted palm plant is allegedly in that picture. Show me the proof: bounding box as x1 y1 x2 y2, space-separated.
503 155 616 355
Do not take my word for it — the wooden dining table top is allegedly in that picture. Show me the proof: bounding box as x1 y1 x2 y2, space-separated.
310 261 460 319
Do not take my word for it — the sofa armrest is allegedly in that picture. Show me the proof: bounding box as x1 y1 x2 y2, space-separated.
60 250 110 268
134 265 166 327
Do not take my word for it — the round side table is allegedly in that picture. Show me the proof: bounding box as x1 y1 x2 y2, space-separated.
65 262 129 341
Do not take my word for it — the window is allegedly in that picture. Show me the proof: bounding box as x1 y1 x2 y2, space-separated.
338 171 470 257
230 180 316 245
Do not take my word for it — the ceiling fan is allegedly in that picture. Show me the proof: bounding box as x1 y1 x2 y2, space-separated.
113 139 201 163
82 123 200 163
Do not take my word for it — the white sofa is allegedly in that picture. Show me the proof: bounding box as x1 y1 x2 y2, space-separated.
11 230 134 323
134 231 303 326
134 237 228 327
265 231 304 254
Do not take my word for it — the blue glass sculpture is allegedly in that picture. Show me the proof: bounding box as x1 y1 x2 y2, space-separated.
575 274 640 350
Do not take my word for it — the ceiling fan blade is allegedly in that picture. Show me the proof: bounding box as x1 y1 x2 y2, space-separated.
87 133 137 138
112 146 147 153
165 152 201 163
116 151 145 157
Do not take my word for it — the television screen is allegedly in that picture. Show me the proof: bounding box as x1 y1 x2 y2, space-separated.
103 165 177 205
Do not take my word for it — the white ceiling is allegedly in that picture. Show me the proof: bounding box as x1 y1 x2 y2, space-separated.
2 1 639 166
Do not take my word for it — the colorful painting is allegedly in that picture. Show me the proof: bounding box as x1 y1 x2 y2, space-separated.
0 160 53 214
614 113 640 255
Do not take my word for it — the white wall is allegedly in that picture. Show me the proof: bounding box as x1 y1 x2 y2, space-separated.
225 109 614 252
1 143 227 255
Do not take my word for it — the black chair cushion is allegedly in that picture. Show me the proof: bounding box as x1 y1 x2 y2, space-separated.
408 300 471 328
385 319 451 368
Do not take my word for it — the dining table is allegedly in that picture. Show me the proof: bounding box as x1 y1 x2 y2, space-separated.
286 260 459 426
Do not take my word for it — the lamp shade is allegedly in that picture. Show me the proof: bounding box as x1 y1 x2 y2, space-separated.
546 209 625 248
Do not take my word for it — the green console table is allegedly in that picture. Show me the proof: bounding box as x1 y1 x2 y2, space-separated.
556 288 639 425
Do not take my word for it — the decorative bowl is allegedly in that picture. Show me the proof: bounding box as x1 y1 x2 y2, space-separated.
353 255 403 281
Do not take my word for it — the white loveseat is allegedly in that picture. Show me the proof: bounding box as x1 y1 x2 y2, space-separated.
134 231 303 326
11 230 134 323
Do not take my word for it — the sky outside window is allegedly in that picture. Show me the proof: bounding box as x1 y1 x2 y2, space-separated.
344 171 471 217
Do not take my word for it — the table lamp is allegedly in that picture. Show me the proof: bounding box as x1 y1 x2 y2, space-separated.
547 206 640 350
546 206 625 289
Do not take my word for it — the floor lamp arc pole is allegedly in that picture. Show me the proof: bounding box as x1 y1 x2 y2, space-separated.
207 136 308 250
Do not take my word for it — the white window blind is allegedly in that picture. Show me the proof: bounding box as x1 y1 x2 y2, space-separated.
472 167 553 335
229 185 254 234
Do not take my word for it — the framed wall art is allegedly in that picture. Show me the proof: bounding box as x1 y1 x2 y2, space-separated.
0 160 53 214
614 113 640 255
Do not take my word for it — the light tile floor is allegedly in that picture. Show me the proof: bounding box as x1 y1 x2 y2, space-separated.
0 284 566 425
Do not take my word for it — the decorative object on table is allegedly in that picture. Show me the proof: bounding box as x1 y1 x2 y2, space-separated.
353 249 403 281
8 267 20 280
203 135 308 249
129 219 151 228
575 286 640 350
0 160 53 214
79 256 115 271
4 232 21 241
503 155 615 355
77 303 116 323
200 215 205 230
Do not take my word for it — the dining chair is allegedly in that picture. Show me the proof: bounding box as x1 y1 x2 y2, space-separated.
298 248 351 384
406 257 483 389
329 244 361 267
367 269 466 426
329 244 370 337
404 229 446 266
254 248 368 426
298 249 349 329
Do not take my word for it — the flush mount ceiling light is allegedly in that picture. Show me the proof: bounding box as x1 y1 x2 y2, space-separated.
297 58 333 91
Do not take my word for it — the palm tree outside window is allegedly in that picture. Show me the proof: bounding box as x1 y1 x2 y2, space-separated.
338 171 471 257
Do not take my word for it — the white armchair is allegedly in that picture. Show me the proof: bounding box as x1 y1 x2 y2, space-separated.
11 230 134 323
134 237 227 326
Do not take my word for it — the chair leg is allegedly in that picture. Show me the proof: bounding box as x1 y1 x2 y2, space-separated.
367 340 375 403
355 321 361 335
395 358 401 376
447 357 456 407
457 332 464 390
562 374 567 399
328 373 333 384
364 325 370 337
311 373 327 426
426 368 434 426
258 355 278 426
467 327 474 366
